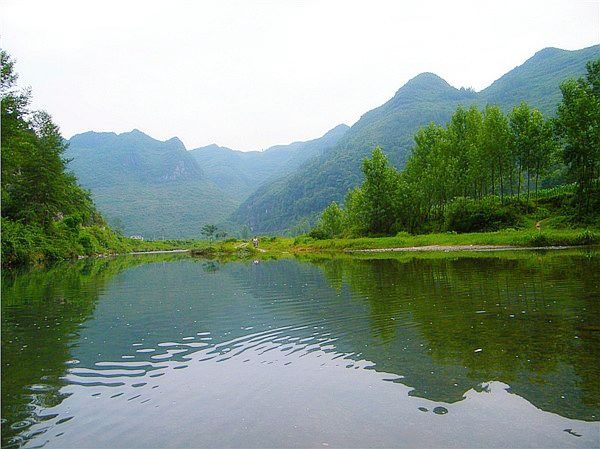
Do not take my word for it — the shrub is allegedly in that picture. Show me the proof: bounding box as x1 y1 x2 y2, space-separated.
1 219 44 267
444 197 521 233
574 229 599 245
293 235 314 245
310 202 346 239
529 233 550 247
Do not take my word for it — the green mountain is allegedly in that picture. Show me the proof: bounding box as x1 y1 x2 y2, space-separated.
479 46 600 113
66 126 349 238
67 130 238 238
232 45 600 233
190 124 349 200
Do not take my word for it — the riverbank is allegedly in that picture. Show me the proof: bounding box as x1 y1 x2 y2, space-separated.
186 227 599 258
5 226 598 269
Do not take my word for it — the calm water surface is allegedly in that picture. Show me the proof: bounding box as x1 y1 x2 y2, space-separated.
2 251 599 448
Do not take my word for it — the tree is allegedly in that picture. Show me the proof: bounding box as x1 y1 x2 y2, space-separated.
508 102 533 199
1 48 96 227
528 111 556 200
311 202 345 239
361 147 400 235
200 224 218 242
481 105 511 199
508 102 555 203
344 187 368 236
555 59 600 215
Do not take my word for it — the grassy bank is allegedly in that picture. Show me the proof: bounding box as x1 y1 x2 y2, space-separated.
293 228 599 252
189 228 599 258
5 224 597 269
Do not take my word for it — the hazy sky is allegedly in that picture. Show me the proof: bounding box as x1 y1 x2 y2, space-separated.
2 0 599 151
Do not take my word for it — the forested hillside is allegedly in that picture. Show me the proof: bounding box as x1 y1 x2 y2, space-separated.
190 124 348 200
66 125 349 238
311 59 599 239
233 45 600 233
67 131 239 238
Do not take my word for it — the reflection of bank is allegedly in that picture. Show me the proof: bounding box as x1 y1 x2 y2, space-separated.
1 259 114 448
0 255 182 448
236 252 600 421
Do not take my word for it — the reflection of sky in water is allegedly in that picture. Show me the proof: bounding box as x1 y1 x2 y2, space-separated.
2 254 599 448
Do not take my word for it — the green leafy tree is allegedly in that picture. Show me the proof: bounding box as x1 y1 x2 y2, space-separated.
1 50 95 228
508 102 533 199
481 105 511 199
200 224 218 242
311 202 345 239
508 102 556 202
344 187 369 236
1 48 126 266
361 147 400 235
528 111 557 200
555 59 600 215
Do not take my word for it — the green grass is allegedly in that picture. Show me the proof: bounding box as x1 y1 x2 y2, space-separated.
6 219 596 269
182 228 598 260
293 229 598 252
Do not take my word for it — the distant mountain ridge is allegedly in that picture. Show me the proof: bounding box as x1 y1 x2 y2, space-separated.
66 125 349 237
232 44 600 233
68 129 202 187
190 124 349 200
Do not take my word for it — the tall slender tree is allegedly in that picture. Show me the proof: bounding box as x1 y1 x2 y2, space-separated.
555 59 600 215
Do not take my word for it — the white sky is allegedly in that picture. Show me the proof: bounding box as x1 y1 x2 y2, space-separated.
1 0 599 151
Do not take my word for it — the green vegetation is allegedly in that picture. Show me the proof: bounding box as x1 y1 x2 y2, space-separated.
555 59 600 215
190 124 349 201
233 45 600 233
66 124 349 238
0 49 133 267
184 227 598 262
66 130 240 238
310 60 599 240
296 229 598 252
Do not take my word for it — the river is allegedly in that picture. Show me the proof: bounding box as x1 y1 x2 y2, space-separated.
2 250 599 448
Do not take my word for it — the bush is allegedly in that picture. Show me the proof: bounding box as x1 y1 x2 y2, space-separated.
574 229 599 245
529 233 550 246
310 202 346 239
1 218 130 268
293 235 314 245
444 197 521 233
1 219 45 267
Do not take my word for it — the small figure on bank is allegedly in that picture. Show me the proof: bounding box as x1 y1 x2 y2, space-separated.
252 237 259 248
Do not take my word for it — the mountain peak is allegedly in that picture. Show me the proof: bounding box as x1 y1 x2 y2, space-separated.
327 123 350 133
401 72 452 92
164 136 186 151
382 72 470 109
120 129 151 139
530 47 564 61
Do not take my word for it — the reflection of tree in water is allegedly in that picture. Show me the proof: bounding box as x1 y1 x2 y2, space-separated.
312 252 599 421
0 255 183 448
202 260 220 273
